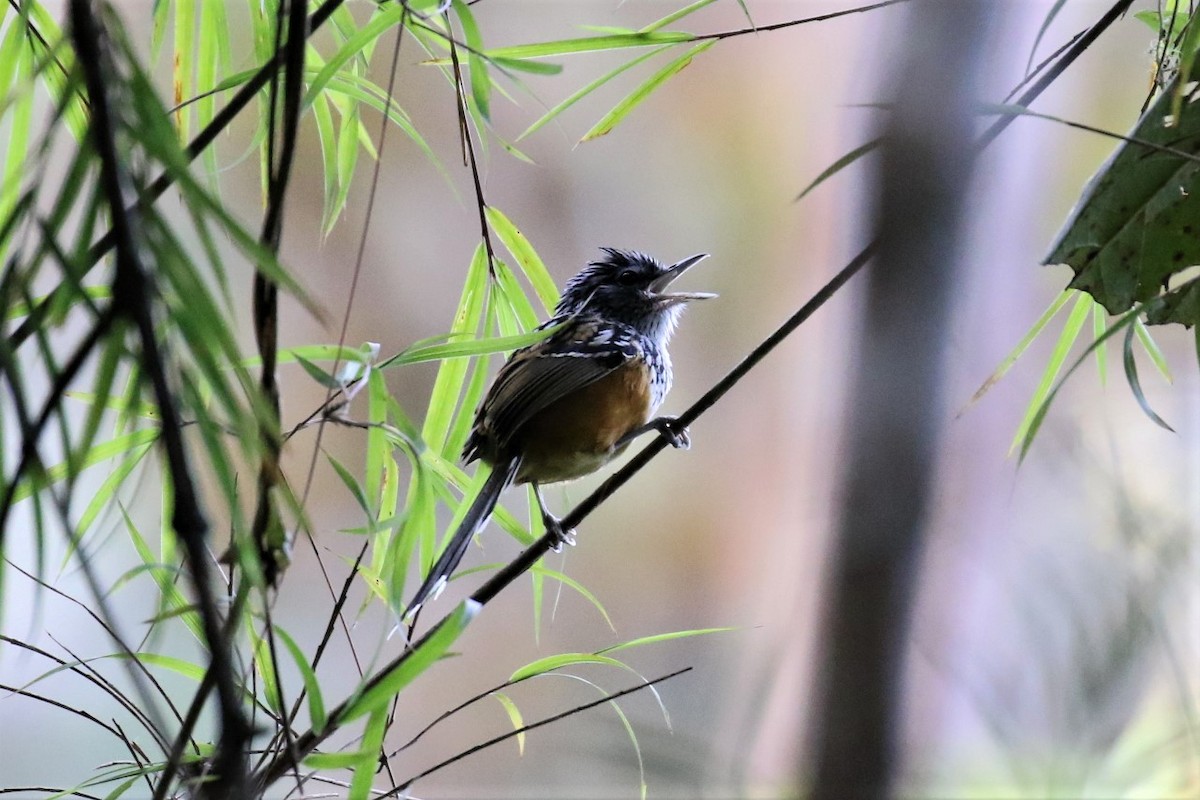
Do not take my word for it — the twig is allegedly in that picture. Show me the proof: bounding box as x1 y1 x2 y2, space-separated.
386 666 694 796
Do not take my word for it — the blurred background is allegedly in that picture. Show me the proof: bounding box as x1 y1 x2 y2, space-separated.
2 1 1198 797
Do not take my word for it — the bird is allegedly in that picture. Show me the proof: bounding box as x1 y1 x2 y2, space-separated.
404 248 715 618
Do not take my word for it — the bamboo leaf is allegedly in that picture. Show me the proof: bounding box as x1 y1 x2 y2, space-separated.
483 31 693 60
341 600 480 721
1010 292 1092 455
581 41 715 142
1123 322 1175 432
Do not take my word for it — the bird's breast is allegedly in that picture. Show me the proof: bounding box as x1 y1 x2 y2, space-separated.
514 360 654 485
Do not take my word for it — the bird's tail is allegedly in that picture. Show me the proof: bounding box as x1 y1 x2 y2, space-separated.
404 456 520 619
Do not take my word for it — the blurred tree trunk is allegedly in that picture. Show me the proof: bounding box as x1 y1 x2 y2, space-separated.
805 2 992 797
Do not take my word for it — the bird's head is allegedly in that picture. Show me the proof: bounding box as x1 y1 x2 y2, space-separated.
555 248 715 339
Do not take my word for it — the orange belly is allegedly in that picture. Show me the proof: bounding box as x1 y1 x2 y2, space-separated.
514 362 652 484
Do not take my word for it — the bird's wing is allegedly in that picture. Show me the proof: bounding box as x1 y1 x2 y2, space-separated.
480 317 642 452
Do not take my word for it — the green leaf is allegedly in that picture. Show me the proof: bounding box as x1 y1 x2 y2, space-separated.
1092 302 1108 385
581 41 715 142
641 0 720 32
1133 317 1173 382
348 710 388 796
484 31 694 61
520 47 676 143
964 290 1073 412
294 353 342 389
510 652 626 682
493 692 525 755
1025 0 1068 75
1123 322 1175 432
1041 65 1200 325
598 627 735 654
11 428 160 505
454 0 490 121
274 626 327 733
1010 292 1092 455
327 453 374 519
795 138 881 203
422 243 489 456
484 206 559 311
341 599 480 721
381 325 557 369
1018 307 1144 461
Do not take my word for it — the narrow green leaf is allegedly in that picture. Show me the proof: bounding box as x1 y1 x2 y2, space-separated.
1123 322 1175 432
963 290 1073 413
484 31 693 61
327 453 374 519
599 627 735 654
1025 0 1068 75
304 3 407 109
422 244 489 455
795 138 881 202
517 47 670 142
341 600 480 721
485 206 559 311
304 751 368 770
642 0 719 32
510 652 626 683
12 428 159 504
454 0 490 120
1018 307 1144 461
173 0 196 140
349 707 389 800
1010 292 1092 455
493 692 525 754
1133 317 1173 382
249 623 281 715
274 626 327 733
1092 302 1108 385
581 41 715 142
380 325 557 370
294 353 341 389
120 506 204 642
491 56 562 75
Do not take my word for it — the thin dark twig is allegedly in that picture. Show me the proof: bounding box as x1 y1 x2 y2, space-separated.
66 5 250 795
979 0 1136 150
447 14 497 275
2 559 187 734
0 634 167 753
0 681 127 742
1003 28 1088 104
0 790 103 800
385 667 694 796
111 719 157 798
700 0 908 40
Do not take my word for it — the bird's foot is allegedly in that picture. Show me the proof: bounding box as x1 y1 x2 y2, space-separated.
651 416 691 450
543 513 577 553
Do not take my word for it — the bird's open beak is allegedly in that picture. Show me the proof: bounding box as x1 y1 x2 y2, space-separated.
650 253 717 302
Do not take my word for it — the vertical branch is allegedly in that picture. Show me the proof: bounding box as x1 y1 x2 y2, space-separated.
66 0 251 797
250 0 308 585
805 1 990 797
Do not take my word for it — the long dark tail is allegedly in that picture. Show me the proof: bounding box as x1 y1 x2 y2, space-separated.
404 456 520 618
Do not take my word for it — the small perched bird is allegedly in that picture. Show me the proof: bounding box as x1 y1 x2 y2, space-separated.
405 248 714 616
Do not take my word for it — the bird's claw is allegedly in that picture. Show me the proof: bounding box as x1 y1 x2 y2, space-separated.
543 515 577 553
655 416 691 450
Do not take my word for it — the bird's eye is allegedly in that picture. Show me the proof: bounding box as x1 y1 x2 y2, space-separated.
616 270 640 285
